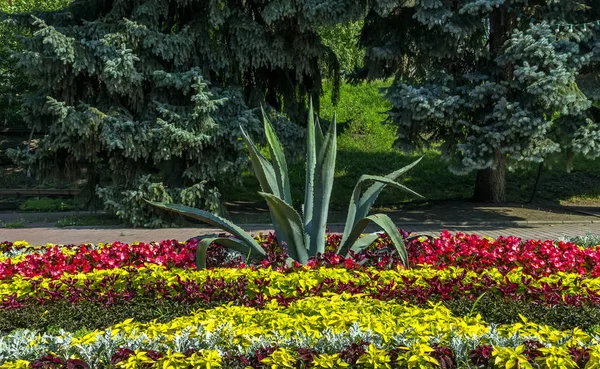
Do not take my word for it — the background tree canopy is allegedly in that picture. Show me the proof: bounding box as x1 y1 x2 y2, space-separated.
2 0 365 226
1 0 600 226
0 0 72 125
359 0 600 202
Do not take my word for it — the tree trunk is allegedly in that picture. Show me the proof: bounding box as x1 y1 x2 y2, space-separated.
471 7 513 203
566 149 574 173
473 150 507 203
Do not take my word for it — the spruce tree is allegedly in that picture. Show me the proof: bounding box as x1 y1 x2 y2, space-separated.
3 0 360 226
360 0 600 202
0 0 71 125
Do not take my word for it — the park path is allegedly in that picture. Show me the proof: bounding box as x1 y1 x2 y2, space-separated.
2 221 600 244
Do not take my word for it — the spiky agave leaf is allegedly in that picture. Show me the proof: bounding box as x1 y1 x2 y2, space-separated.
197 236 265 269
347 233 380 254
303 99 317 251
239 124 281 198
259 192 308 263
240 116 291 250
354 157 423 219
337 213 409 267
262 106 292 205
341 167 423 246
307 112 337 256
147 201 264 269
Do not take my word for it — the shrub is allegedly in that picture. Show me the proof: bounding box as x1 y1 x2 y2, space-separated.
18 198 74 212
0 298 208 334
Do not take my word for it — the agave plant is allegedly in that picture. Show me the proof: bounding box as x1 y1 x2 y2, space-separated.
149 101 423 269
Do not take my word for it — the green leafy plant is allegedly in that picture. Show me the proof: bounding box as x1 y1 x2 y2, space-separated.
19 197 75 212
150 101 423 268
2 217 25 228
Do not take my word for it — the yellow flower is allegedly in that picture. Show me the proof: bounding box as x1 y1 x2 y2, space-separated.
536 346 577 369
117 350 155 369
261 348 297 368
396 343 439 369
188 349 222 369
154 349 186 369
0 360 30 369
493 345 533 369
311 353 349 368
356 344 391 369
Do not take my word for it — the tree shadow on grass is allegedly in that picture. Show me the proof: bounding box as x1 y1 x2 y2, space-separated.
219 143 600 225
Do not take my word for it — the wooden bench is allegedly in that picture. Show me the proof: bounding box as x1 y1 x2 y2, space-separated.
0 188 81 210
0 189 79 197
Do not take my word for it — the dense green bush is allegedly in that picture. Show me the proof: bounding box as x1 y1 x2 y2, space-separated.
0 299 208 334
0 0 71 124
319 21 364 74
18 197 74 211
5 295 600 335
445 295 600 331
561 233 600 249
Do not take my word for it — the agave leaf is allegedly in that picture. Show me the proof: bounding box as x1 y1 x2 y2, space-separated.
262 106 292 204
303 99 317 249
337 214 408 267
348 233 380 254
315 116 325 152
239 124 281 198
197 236 264 269
341 171 423 246
309 112 337 255
240 123 289 249
259 192 309 263
355 157 423 221
147 201 262 255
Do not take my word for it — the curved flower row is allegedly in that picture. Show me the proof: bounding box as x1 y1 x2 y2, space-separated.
3 231 600 280
0 295 597 368
3 265 600 309
4 344 599 369
0 240 197 280
411 231 600 276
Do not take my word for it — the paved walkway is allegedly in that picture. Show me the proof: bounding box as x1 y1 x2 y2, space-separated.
3 221 600 244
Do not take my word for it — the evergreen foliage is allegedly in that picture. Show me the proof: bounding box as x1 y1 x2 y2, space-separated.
360 0 600 202
0 0 71 125
2 0 359 226
319 21 365 74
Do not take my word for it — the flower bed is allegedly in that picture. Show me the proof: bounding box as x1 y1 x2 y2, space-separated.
1 232 600 368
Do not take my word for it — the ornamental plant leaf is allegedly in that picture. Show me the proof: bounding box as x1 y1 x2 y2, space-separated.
308 111 337 256
146 201 263 257
259 192 308 263
197 237 264 269
341 172 424 247
239 124 281 197
354 158 423 224
337 214 409 266
348 233 380 254
262 107 293 205
303 99 318 249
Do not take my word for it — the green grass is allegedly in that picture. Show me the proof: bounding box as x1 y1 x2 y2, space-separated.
19 197 76 212
220 80 600 209
2 217 25 228
55 215 122 227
